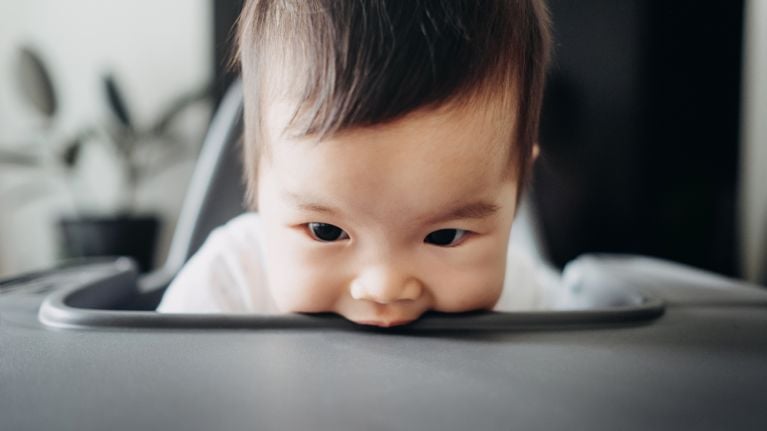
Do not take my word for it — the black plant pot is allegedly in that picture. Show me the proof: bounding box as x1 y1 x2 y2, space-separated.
58 215 160 272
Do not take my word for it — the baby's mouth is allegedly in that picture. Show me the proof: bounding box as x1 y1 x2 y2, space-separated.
343 299 426 327
354 319 415 328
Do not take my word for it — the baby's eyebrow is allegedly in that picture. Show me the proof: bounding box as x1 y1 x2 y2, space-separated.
285 190 500 223
284 191 340 215
426 201 501 225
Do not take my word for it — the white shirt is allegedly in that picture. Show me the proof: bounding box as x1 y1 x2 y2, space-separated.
157 213 562 314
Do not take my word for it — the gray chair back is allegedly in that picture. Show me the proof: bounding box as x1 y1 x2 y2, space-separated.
164 80 246 273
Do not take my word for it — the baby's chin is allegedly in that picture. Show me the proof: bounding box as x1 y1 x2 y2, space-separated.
272 299 423 327
344 305 430 327
340 301 495 328
327 310 419 328
350 318 417 328
274 293 500 328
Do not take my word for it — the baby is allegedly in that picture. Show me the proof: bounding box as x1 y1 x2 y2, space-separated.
158 0 553 326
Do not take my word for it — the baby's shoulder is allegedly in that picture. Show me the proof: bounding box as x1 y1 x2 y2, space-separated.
220 211 262 233
207 212 264 249
157 212 268 313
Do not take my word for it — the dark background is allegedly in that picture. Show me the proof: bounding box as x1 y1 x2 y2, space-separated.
535 0 743 276
212 0 745 277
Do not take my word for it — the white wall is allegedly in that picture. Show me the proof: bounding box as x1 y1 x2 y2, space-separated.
740 0 767 283
0 0 212 276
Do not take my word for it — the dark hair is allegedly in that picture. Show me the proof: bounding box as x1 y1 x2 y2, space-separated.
237 0 551 205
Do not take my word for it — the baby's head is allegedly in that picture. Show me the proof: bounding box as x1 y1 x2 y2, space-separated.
237 0 550 326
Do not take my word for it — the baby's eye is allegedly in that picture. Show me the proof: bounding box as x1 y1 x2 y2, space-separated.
307 222 350 242
424 229 469 247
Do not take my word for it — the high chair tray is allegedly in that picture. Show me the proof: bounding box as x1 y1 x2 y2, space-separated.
33 258 665 330
1 255 765 431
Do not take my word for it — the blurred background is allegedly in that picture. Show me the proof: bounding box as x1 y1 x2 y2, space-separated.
0 0 764 285
0 0 217 275
536 0 765 284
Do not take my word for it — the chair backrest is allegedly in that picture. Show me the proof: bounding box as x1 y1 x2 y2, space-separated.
163 80 246 273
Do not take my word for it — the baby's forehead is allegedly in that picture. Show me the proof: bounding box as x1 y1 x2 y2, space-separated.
258 98 521 202
261 98 518 216
263 93 517 154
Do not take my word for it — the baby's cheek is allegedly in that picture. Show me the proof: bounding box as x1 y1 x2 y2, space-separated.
427 244 507 312
266 246 348 313
430 269 504 312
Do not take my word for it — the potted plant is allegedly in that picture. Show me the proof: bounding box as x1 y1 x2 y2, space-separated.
1 46 209 272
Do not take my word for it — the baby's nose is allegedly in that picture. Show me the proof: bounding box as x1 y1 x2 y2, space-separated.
349 268 424 304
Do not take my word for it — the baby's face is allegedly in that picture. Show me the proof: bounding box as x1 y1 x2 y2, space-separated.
257 99 519 327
